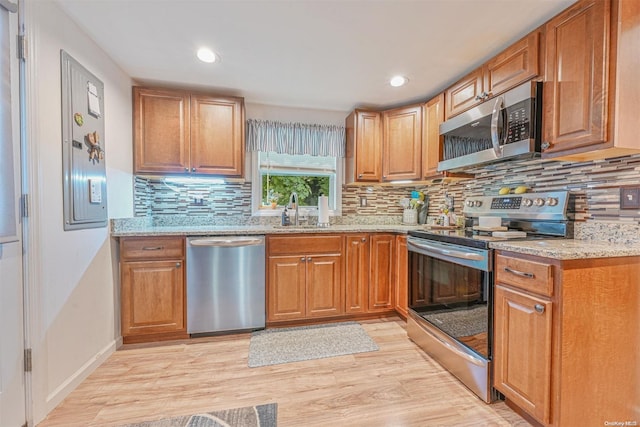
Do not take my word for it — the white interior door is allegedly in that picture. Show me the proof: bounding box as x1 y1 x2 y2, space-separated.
0 1 27 426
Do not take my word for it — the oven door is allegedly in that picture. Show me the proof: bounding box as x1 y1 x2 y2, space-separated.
406 236 497 402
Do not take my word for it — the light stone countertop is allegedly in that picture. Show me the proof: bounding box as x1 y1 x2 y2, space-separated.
489 239 640 260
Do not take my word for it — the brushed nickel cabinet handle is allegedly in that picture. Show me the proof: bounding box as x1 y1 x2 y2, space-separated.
504 267 534 279
142 246 163 251
534 304 545 314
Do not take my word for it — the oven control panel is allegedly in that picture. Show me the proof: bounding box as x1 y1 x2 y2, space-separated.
463 191 569 221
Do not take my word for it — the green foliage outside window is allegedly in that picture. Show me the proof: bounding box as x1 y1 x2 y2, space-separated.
263 175 330 207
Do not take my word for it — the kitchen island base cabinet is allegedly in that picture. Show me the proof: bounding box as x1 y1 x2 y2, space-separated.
119 237 187 344
493 251 640 426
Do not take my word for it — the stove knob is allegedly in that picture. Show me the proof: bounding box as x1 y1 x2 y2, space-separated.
523 198 533 207
534 198 545 207
546 197 559 206
466 200 474 207
474 200 483 207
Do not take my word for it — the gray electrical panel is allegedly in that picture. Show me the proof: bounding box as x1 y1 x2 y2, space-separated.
61 50 107 230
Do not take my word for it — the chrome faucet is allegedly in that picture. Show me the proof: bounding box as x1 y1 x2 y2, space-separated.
288 192 299 226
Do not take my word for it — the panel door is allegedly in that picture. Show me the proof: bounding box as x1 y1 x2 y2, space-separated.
121 260 186 336
133 87 190 173
382 105 422 181
344 235 370 314
484 31 540 98
445 68 484 119
394 235 408 318
422 94 445 178
306 254 343 317
494 285 552 424
267 255 306 321
369 234 395 311
190 95 244 176
355 111 382 181
542 0 609 155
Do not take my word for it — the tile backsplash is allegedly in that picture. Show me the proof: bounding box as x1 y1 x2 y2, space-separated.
133 153 640 224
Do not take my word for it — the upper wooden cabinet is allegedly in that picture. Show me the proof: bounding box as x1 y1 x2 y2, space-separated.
542 0 640 160
346 105 422 183
382 105 423 181
445 31 540 119
422 94 445 178
133 87 244 176
345 110 382 182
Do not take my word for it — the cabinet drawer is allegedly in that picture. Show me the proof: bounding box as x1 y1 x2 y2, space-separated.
495 254 553 297
268 235 342 255
120 237 184 260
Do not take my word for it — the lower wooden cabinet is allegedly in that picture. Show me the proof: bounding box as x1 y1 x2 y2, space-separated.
369 234 395 311
267 235 343 323
344 234 370 314
494 284 552 423
119 237 187 344
394 235 408 318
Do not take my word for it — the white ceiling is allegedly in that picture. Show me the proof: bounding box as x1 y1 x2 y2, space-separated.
55 0 576 113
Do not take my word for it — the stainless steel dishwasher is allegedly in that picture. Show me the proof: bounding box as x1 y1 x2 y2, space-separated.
186 236 265 335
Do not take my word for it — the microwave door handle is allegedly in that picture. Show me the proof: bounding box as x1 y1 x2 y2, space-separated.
490 95 505 158
408 240 484 261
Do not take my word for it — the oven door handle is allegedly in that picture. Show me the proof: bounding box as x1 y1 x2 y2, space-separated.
408 240 485 261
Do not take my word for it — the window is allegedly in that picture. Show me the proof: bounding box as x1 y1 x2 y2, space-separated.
252 151 341 215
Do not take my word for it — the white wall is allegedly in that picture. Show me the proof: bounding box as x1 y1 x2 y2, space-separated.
24 0 133 423
246 102 347 125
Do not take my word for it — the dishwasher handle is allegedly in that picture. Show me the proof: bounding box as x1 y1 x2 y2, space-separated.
189 236 264 248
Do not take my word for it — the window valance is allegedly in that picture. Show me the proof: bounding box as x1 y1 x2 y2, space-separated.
246 119 345 158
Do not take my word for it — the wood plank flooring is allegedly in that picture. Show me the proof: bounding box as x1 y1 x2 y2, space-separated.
38 318 530 426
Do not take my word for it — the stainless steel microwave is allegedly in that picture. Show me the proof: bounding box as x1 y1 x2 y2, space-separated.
437 80 542 173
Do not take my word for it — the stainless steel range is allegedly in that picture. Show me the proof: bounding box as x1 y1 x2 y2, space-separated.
406 190 572 403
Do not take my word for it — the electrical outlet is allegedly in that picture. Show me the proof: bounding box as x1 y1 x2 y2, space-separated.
360 196 367 207
193 197 204 206
620 186 640 209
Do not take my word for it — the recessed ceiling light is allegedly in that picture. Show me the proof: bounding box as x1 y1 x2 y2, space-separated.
197 47 217 63
390 75 408 87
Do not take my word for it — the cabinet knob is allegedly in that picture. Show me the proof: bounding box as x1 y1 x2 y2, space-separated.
534 304 545 314
191 167 196 172
175 262 181 268
300 257 306 262
358 174 363 178
475 95 483 101
541 142 551 151
184 167 189 172
307 257 312 262
361 237 366 242
383 175 387 179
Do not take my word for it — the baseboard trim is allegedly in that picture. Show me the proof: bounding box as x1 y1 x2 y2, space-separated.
45 339 117 412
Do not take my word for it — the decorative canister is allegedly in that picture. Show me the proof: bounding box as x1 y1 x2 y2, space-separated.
402 209 418 225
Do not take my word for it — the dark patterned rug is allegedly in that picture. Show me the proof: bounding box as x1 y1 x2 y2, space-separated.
119 403 277 427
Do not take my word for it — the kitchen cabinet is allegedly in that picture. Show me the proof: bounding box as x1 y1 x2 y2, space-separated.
493 250 639 426
119 236 187 344
133 86 244 176
445 31 540 119
394 235 408 318
345 105 422 183
267 235 343 322
382 105 422 181
422 94 445 178
344 234 370 314
345 110 382 182
369 234 395 311
542 0 640 160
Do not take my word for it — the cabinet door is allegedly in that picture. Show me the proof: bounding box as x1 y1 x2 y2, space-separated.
121 260 185 336
484 32 539 98
542 0 609 155
369 234 395 311
352 111 382 182
344 235 370 314
494 285 552 424
422 94 445 178
267 255 306 321
190 95 244 176
133 87 190 174
306 254 343 317
382 105 422 181
394 235 408 318
444 68 484 119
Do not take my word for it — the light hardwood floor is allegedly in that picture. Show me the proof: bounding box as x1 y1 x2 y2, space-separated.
38 318 530 426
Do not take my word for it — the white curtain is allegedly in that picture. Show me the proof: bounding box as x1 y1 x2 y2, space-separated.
246 119 345 158
0 1 17 242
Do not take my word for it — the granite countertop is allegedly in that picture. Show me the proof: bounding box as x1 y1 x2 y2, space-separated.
489 239 640 260
110 223 422 237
